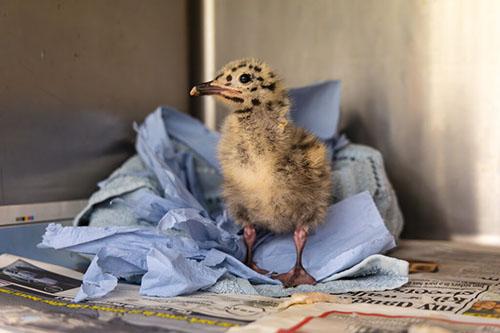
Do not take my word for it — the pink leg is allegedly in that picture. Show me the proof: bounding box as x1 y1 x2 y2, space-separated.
243 225 269 275
273 226 316 287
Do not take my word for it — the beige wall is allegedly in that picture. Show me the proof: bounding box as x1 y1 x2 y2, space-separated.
214 0 500 240
0 0 188 204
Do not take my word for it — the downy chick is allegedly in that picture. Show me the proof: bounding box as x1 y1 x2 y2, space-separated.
190 59 332 287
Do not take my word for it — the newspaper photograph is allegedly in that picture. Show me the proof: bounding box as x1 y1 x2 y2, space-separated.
0 259 81 293
0 254 279 333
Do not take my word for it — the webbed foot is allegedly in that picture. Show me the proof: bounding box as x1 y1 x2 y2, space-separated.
273 266 316 288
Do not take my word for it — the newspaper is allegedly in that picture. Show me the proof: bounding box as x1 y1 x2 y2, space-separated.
1 240 499 333
231 240 500 332
0 254 280 333
348 240 500 318
231 302 500 332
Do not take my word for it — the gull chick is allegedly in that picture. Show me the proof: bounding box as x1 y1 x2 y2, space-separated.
190 59 332 287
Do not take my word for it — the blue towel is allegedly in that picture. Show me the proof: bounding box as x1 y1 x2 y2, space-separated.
39 107 407 301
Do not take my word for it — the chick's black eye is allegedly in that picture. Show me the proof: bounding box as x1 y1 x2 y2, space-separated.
239 74 251 84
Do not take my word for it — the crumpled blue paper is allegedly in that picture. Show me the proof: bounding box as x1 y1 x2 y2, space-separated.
38 103 407 301
140 248 227 297
39 192 401 301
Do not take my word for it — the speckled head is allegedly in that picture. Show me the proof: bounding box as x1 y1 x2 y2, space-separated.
190 59 285 114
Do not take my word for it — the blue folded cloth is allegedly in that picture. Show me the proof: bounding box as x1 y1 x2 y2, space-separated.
39 101 407 301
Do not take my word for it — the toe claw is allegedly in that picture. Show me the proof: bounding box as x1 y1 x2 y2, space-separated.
246 261 270 275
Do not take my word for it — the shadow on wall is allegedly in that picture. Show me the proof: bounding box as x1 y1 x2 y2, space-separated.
0 0 189 205
344 112 452 240
0 108 135 205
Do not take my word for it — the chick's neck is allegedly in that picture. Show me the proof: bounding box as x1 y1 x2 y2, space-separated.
231 93 292 151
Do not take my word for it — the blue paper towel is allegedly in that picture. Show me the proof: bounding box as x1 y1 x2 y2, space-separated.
39 192 406 301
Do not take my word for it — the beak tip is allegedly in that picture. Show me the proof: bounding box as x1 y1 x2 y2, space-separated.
189 86 199 96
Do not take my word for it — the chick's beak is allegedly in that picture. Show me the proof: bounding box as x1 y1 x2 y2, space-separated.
190 81 240 96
